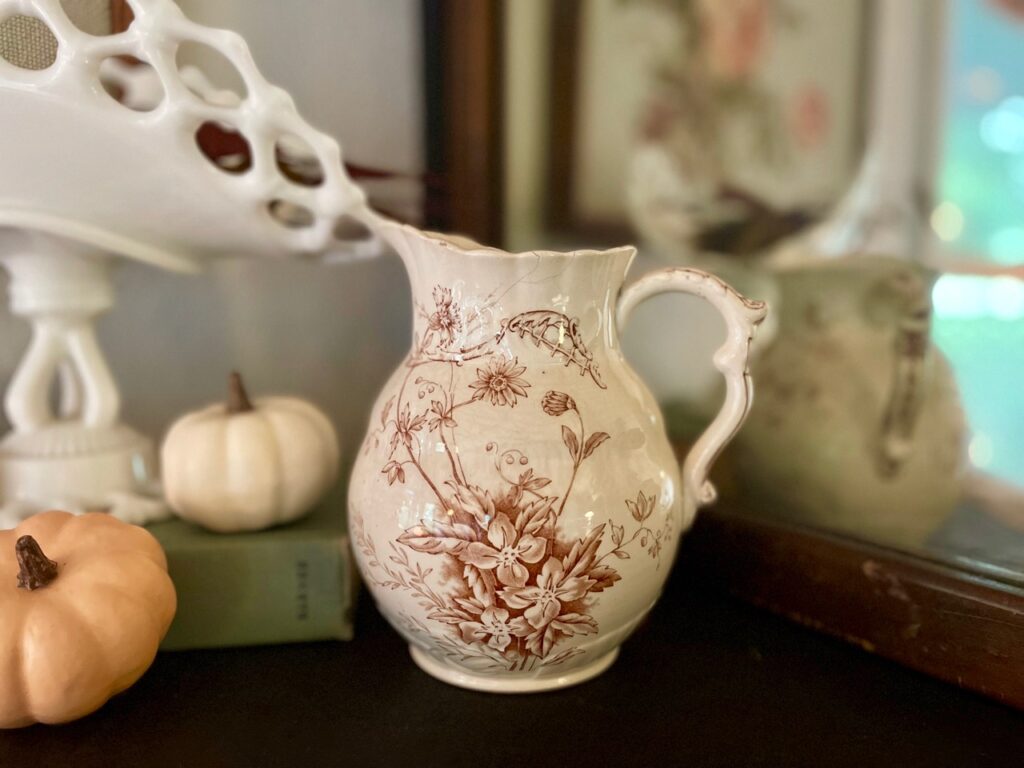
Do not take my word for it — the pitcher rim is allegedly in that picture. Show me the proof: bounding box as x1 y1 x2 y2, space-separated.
377 217 637 262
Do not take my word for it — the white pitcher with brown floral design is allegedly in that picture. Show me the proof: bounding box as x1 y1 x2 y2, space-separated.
348 220 766 692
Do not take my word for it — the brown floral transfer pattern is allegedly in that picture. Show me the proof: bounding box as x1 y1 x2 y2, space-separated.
354 285 673 671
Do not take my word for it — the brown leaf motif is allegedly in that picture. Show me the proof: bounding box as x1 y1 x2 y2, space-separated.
397 521 477 557
587 565 622 592
515 496 556 537
561 425 580 460
550 612 599 637
426 400 458 432
611 522 624 546
606 492 673 570
582 431 610 459
390 404 425 453
380 396 395 428
498 311 607 389
517 468 551 494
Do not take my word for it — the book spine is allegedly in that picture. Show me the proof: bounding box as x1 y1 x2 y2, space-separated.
160 534 357 651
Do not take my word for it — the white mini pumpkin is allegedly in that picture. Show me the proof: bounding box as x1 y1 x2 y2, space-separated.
161 373 340 533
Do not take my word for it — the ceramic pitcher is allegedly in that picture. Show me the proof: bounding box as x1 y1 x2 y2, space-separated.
733 256 965 545
349 222 766 692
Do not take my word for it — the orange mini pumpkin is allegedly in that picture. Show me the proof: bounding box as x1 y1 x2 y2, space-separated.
0 511 177 728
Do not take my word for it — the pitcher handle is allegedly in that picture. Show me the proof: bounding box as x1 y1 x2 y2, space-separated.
876 306 931 477
616 268 767 526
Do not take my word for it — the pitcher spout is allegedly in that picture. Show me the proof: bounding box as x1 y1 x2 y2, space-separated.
375 218 637 352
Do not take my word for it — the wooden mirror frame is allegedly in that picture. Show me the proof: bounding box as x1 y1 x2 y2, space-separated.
679 499 1024 709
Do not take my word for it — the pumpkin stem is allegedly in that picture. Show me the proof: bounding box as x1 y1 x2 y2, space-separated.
227 371 255 414
15 535 58 591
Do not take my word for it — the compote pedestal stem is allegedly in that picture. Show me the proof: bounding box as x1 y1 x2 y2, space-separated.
0 236 167 528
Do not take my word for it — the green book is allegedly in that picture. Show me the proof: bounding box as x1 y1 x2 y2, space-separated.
148 497 357 651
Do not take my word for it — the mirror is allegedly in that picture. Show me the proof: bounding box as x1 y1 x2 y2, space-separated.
442 0 1024 589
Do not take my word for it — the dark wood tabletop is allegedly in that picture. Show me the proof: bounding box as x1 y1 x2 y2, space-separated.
2 554 1022 768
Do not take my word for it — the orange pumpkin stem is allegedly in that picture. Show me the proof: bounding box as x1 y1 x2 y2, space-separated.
227 371 255 414
15 535 58 591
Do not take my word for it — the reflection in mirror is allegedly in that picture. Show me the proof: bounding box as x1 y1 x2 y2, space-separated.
494 0 1024 591
926 0 1024 578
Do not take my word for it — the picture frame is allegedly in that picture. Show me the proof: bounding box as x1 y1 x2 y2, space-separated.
546 0 871 242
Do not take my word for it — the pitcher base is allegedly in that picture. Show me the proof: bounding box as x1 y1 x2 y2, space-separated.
409 645 619 693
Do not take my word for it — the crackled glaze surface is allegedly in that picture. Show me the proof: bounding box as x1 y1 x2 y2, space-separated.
735 257 965 545
349 222 765 691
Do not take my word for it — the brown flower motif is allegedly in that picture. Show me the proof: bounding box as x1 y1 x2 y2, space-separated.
426 400 457 432
648 531 665 560
468 357 530 408
626 491 655 523
390 404 425 453
428 286 461 348
458 606 529 652
542 391 576 416
501 556 593 629
461 513 546 587
382 461 405 485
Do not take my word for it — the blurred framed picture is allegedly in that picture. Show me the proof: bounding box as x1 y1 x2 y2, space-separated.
547 0 870 240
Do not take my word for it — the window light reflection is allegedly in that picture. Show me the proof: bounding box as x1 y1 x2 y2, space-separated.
930 201 965 242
